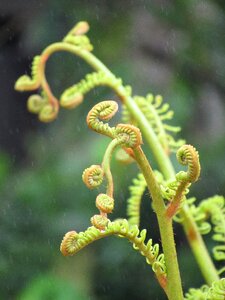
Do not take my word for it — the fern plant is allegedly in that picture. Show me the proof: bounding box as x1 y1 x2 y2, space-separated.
15 21 225 300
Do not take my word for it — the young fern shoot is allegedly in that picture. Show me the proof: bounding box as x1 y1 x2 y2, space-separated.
15 21 224 299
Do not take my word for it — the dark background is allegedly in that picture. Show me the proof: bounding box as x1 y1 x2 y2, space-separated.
0 1 224 299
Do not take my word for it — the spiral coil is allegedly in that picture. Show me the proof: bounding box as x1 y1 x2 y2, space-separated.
82 165 104 189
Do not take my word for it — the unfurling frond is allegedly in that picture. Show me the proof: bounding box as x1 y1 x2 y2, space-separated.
27 94 47 114
176 145 201 183
127 173 147 226
96 193 114 214
86 100 118 138
60 219 166 280
90 214 109 230
166 145 200 218
15 56 42 91
115 124 143 148
82 165 104 189
122 94 185 153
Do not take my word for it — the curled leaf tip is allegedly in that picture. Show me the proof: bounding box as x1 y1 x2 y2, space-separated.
116 124 143 148
60 231 78 256
15 75 39 91
96 193 114 214
60 92 83 109
176 144 200 183
91 214 109 230
38 104 59 123
27 94 47 114
82 165 104 189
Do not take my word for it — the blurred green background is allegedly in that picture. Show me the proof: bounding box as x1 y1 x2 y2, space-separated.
0 0 224 299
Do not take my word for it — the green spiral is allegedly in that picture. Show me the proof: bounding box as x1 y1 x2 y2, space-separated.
176 144 201 183
86 100 118 138
82 165 104 189
96 193 114 214
15 55 41 91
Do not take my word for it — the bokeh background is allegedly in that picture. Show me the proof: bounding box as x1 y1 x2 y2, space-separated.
0 0 224 299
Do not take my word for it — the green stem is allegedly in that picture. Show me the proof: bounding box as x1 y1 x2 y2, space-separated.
101 138 121 198
180 203 220 284
133 147 183 300
41 42 219 284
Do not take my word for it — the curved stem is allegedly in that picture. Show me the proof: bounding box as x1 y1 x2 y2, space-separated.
40 42 219 284
102 138 121 198
133 147 183 300
40 55 59 108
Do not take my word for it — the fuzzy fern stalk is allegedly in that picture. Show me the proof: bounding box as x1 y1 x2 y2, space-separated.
15 21 224 299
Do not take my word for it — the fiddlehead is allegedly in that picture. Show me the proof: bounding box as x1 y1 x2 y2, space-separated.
60 219 167 286
122 94 185 154
15 55 42 91
27 94 47 114
126 173 147 226
82 165 104 189
38 103 59 123
86 100 118 138
176 144 201 183
115 124 143 148
91 194 114 230
96 193 114 214
90 214 109 230
60 231 79 257
166 145 200 218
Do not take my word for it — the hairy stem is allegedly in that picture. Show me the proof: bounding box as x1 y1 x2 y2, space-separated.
133 147 183 300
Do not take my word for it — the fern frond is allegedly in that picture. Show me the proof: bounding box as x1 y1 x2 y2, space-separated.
60 219 166 279
122 94 185 153
15 55 42 91
166 145 201 218
127 173 147 226
82 165 104 189
86 100 118 138
60 71 122 109
115 124 143 148
27 94 47 114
